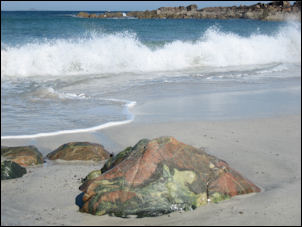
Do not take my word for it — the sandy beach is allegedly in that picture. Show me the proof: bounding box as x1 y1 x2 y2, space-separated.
1 5 301 225
1 113 301 226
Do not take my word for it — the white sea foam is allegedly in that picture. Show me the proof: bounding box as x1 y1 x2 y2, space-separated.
30 87 89 100
1 22 300 78
255 64 289 74
204 63 295 80
0 119 133 139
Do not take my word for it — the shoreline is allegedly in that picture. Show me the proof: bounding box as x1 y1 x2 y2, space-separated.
1 114 301 225
1 100 136 140
2 79 300 143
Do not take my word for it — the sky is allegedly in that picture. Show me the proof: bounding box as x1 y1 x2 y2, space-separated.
1 1 283 11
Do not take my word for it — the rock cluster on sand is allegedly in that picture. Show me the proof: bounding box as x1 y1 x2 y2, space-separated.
1 160 27 180
76 1 301 21
79 137 260 217
1 146 44 167
47 142 110 161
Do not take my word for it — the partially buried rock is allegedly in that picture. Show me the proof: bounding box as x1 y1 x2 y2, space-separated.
1 145 44 167
79 136 260 217
1 160 27 180
47 142 110 161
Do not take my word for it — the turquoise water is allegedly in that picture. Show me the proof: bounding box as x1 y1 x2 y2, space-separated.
1 11 301 137
1 11 290 45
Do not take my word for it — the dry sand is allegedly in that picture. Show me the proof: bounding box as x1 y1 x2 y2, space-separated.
1 114 301 226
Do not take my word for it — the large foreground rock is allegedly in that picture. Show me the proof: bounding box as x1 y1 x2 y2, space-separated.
1 146 43 167
1 160 27 180
47 142 110 161
79 137 260 217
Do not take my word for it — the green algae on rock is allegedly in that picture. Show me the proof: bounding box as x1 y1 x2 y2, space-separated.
79 137 260 217
101 146 133 173
81 170 103 184
47 142 110 161
1 145 44 167
1 160 27 180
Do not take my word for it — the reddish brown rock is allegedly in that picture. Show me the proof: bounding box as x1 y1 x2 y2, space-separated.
47 142 110 161
1 146 43 167
79 137 260 217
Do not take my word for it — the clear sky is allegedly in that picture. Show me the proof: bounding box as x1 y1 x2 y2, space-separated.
1 1 285 11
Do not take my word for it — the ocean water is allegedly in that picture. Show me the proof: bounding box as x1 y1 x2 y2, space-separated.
1 11 301 138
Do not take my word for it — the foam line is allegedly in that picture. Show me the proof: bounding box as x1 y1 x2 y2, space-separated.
1 101 136 140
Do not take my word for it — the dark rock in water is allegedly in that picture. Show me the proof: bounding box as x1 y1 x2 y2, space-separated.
89 13 98 18
47 142 110 161
1 146 43 167
269 1 291 7
76 11 124 19
77 12 90 18
79 137 260 217
105 12 124 18
186 4 197 11
1 160 27 180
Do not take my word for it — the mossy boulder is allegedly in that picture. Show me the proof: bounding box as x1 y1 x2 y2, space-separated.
1 146 43 167
79 137 260 217
1 160 27 180
47 142 110 161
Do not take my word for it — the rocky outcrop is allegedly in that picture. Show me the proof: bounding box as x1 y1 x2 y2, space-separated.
77 12 90 18
47 142 110 161
1 146 44 167
77 11 124 18
1 160 27 180
79 137 260 217
76 1 300 21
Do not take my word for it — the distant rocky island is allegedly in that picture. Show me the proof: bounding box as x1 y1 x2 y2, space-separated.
77 1 301 21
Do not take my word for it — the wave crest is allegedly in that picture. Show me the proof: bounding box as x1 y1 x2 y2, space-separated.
1 23 301 78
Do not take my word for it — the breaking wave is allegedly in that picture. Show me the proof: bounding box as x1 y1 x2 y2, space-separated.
1 22 300 78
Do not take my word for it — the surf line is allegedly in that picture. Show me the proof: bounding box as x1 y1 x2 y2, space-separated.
1 100 136 140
